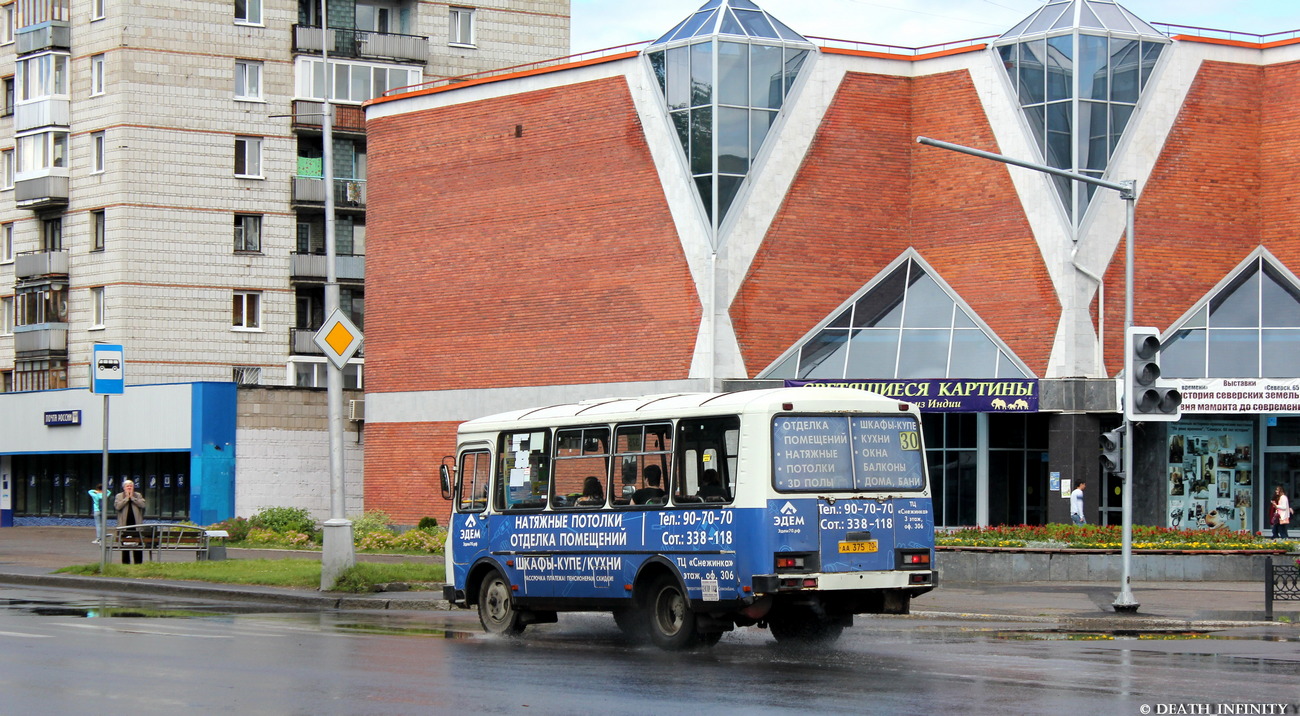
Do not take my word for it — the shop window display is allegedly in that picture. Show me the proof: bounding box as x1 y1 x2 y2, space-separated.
1166 420 1253 532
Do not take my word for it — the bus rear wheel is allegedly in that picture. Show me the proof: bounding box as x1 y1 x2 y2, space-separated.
478 570 525 636
646 575 700 650
768 608 844 644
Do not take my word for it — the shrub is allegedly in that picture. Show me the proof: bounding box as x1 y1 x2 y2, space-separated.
210 516 250 542
417 516 439 530
394 528 445 553
350 510 396 539
249 506 316 535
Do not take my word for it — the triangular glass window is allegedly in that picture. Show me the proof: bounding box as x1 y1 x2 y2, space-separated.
994 1 1169 230
645 0 814 239
1161 251 1300 379
760 254 1034 380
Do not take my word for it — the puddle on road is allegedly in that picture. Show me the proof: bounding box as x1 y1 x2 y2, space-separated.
333 622 477 639
993 630 1300 643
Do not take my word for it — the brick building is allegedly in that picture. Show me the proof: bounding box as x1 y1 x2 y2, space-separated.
364 0 1300 532
0 0 570 526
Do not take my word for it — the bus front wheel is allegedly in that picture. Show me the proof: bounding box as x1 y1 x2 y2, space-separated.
646 575 700 650
478 570 525 636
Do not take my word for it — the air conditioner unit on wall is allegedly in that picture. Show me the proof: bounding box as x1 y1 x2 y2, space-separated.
348 399 365 422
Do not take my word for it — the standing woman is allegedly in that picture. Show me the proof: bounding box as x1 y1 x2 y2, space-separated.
1270 486 1291 540
114 479 146 564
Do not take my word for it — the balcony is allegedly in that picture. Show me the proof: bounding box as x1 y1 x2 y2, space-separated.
293 25 428 64
292 100 366 135
15 98 70 132
291 252 365 281
291 327 365 357
13 322 68 356
16 21 70 54
292 176 367 209
15 249 68 280
15 175 69 209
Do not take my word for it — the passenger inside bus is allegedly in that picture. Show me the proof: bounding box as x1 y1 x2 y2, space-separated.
632 465 667 505
697 469 726 501
576 476 604 506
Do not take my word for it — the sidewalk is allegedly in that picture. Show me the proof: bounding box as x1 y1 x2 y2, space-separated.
2 526 1296 629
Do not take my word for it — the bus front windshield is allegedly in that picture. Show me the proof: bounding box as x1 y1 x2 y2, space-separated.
772 414 924 493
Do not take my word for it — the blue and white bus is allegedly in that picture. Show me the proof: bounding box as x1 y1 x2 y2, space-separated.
440 386 935 649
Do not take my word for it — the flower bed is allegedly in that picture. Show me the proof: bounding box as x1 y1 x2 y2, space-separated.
937 524 1296 552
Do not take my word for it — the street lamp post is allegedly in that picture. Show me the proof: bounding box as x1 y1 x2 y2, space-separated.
916 136 1140 612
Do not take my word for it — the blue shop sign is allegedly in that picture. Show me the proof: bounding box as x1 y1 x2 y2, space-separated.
785 379 1038 413
44 410 82 426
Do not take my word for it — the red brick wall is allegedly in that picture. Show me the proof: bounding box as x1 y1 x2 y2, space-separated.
1103 61 1264 373
735 70 1053 377
365 77 699 395
364 421 459 526
1261 60 1300 262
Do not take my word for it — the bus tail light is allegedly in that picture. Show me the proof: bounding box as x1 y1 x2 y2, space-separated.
778 577 817 590
909 573 931 585
895 549 932 569
775 556 804 570
774 552 817 572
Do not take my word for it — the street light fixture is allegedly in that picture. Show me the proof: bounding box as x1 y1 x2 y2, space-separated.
916 135 1141 612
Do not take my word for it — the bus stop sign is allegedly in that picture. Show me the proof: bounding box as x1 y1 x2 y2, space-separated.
92 344 124 394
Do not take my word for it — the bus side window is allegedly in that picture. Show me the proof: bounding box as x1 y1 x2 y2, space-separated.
551 427 610 509
498 430 550 511
612 422 673 508
456 450 491 512
675 416 739 505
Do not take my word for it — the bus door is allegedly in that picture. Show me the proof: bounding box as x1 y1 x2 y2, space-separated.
451 448 492 588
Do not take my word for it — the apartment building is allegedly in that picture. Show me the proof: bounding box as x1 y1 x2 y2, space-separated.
0 0 570 526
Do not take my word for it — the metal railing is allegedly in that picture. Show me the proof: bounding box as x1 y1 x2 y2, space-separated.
1264 556 1300 621
294 25 428 63
291 327 364 357
806 34 996 56
15 249 68 279
291 252 365 281
1152 23 1300 45
293 100 366 133
384 41 649 97
292 176 366 207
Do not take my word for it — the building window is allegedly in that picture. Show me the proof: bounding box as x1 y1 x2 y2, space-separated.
2 76 13 116
234 214 262 252
1 5 12 45
1 296 12 335
234 136 261 177
90 54 105 95
235 0 261 25
17 53 69 102
235 60 262 101
92 0 105 21
91 132 105 174
1 150 12 189
90 287 105 328
292 360 363 390
17 131 68 175
41 216 61 251
232 290 261 330
449 7 475 46
232 365 262 385
297 59 421 103
15 360 68 391
1 223 12 262
91 210 105 251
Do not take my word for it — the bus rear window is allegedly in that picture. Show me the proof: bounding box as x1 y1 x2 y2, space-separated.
772 415 924 492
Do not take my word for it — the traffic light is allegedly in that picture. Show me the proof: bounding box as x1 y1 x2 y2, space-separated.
1100 428 1123 475
1125 326 1182 421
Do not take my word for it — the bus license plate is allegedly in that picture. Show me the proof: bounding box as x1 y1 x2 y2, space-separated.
838 540 878 554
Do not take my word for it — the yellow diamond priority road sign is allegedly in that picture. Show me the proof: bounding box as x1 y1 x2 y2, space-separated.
313 309 364 370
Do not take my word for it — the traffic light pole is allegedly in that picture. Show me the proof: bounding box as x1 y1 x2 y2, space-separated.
916 137 1140 611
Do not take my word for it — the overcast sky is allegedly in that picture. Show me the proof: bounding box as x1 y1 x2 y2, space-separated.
570 0 1300 54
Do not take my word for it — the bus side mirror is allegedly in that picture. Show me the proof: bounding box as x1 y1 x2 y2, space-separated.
439 462 453 501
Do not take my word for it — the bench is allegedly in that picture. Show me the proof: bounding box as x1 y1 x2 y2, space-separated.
108 523 220 562
1264 556 1300 621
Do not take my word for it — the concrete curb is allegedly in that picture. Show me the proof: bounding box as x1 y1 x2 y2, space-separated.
0 571 454 611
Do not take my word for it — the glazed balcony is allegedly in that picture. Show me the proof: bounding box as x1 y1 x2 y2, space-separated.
291 176 367 209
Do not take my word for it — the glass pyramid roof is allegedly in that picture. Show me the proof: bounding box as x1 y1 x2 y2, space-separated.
997 0 1168 43
649 0 810 48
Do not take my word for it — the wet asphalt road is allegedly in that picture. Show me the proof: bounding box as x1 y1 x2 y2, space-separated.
2 585 1298 715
